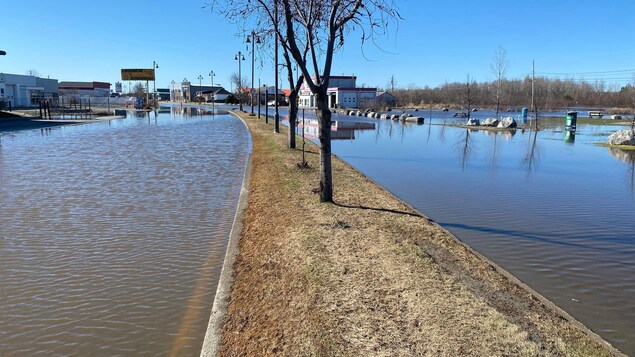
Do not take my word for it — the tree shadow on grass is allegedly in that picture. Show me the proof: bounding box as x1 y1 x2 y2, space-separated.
333 201 425 218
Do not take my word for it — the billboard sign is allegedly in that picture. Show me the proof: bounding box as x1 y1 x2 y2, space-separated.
121 68 155 81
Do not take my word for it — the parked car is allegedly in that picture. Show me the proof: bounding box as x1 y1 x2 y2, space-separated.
267 100 276 106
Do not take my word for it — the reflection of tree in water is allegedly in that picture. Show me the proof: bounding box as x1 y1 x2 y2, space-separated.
523 129 540 175
454 128 474 170
608 147 635 192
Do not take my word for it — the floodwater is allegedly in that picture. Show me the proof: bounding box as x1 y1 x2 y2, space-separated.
281 107 635 355
0 106 251 356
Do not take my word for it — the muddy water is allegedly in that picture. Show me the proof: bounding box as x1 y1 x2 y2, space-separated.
280 108 635 355
0 108 250 356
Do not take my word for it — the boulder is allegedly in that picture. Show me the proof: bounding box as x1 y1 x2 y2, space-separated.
356 110 362 116
497 117 517 128
380 114 388 119
404 116 424 124
481 117 499 127
367 112 376 118
400 113 412 120
466 118 480 126
390 114 399 120
608 129 635 146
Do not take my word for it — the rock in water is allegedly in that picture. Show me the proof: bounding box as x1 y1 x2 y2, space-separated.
466 118 480 126
608 129 635 146
482 117 499 127
497 117 517 128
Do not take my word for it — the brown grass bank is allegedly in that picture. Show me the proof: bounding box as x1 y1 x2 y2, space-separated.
218 111 622 356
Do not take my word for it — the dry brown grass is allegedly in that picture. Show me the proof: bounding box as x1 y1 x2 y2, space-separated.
219 112 619 357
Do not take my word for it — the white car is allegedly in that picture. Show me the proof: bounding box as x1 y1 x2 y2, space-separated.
267 100 276 106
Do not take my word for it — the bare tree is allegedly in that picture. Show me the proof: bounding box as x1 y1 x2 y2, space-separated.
209 0 400 202
463 75 473 121
133 82 146 97
490 46 508 117
25 69 40 77
230 72 250 105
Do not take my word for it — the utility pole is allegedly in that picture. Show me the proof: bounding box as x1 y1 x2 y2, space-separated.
532 60 538 130
531 60 535 112
391 75 394 92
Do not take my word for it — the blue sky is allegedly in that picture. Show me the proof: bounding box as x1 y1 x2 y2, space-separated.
2 0 634 91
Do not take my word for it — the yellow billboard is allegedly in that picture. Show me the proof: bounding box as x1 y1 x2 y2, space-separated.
121 68 155 81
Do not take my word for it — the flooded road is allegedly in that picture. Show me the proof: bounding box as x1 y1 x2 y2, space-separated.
0 107 251 356
282 107 635 355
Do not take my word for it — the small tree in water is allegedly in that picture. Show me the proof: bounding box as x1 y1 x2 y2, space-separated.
208 0 401 202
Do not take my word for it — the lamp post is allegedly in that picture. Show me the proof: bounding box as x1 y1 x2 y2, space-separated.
246 31 261 116
170 80 176 101
273 1 280 133
209 71 215 111
235 51 245 111
152 61 158 104
197 75 203 102
264 84 268 124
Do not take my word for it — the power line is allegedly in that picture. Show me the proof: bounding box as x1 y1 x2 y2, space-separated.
536 68 635 75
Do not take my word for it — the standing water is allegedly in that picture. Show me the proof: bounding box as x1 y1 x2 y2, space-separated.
0 107 251 356
282 108 635 355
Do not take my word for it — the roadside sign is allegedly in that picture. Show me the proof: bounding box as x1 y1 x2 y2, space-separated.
115 82 123 93
121 68 155 81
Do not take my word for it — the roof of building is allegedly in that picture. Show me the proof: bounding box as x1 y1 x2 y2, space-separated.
201 88 231 95
59 81 110 89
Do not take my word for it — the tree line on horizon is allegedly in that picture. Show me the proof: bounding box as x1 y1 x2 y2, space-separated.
391 76 635 112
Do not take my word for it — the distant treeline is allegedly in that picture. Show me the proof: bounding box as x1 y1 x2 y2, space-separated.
392 77 635 111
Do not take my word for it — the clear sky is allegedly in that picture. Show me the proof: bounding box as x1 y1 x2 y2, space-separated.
2 0 634 91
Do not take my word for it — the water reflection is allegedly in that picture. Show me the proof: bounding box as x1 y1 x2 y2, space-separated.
608 147 635 192
300 119 375 141
454 128 474 170
523 129 540 174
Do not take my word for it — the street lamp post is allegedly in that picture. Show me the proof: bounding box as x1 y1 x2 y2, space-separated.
246 31 261 116
197 75 203 102
209 70 215 112
170 80 176 101
152 61 158 105
235 51 245 111
273 2 280 133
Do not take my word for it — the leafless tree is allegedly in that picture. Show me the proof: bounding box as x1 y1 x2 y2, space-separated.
490 46 508 117
230 72 250 105
209 0 401 202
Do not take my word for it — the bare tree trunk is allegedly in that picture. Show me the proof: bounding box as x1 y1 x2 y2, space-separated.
315 91 333 202
288 89 298 149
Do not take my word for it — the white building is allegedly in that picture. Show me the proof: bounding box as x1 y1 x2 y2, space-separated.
0 73 59 108
299 75 376 109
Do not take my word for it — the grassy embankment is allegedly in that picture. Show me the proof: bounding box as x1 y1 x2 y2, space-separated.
219 111 621 356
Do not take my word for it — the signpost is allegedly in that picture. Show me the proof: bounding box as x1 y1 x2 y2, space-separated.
122 69 155 107
115 82 123 94
121 69 155 81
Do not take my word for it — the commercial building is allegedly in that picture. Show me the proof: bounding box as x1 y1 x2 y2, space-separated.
0 73 59 108
299 75 376 109
59 81 111 97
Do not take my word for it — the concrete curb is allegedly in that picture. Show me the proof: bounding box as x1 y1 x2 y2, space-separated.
200 112 253 357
